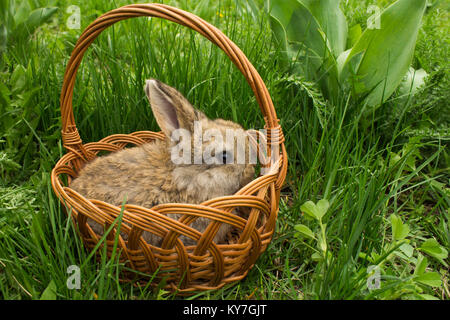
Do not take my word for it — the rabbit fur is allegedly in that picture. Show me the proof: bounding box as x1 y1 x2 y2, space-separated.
70 79 255 246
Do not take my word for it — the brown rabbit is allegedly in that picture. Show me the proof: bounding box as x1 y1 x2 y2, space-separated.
70 79 255 246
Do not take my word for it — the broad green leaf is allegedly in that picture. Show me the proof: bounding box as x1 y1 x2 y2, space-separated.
268 0 346 98
336 49 351 76
268 2 330 75
300 200 328 221
419 239 448 261
414 254 428 276
300 200 321 220
40 280 57 300
341 0 427 106
316 199 330 217
298 0 348 56
269 0 326 67
24 7 58 33
10 64 27 94
347 24 362 48
398 243 414 258
337 49 364 81
268 14 289 64
13 0 31 26
15 7 58 37
390 214 410 241
415 272 442 287
294 224 316 239
236 0 262 22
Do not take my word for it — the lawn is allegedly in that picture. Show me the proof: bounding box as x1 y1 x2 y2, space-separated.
0 0 448 300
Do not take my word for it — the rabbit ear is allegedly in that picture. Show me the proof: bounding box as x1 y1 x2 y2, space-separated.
145 79 201 137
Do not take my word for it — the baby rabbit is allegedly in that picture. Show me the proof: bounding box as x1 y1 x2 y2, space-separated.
70 79 255 246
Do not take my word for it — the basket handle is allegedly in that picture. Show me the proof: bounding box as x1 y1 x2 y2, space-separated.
60 3 286 179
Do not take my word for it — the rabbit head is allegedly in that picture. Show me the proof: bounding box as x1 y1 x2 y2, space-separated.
145 79 255 201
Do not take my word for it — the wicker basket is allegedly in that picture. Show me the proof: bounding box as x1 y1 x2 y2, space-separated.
51 3 287 294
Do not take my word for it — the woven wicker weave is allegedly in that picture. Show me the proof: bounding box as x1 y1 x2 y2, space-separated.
51 3 287 294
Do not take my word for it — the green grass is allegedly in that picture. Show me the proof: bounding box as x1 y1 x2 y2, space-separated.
0 0 449 300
